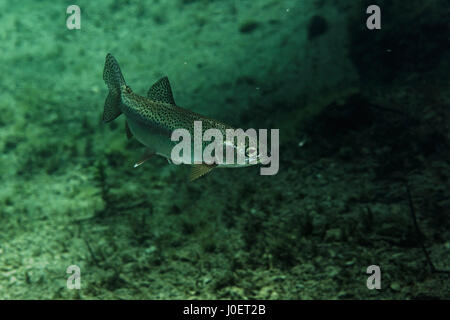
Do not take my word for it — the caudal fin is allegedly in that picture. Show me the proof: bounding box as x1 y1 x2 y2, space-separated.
102 53 126 122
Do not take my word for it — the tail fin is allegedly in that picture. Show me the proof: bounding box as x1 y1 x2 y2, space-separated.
102 53 126 122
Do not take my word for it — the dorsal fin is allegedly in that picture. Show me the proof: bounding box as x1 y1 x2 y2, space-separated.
147 76 176 105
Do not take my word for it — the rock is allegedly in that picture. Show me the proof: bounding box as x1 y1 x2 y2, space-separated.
228 286 245 299
325 228 342 242
258 286 276 299
390 282 401 291
337 291 354 299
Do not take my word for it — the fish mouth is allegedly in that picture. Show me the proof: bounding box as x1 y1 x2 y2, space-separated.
256 153 271 165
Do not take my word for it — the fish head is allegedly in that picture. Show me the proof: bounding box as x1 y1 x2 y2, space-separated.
221 131 269 167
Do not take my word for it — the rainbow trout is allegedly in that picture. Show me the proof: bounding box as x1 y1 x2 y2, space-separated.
102 54 269 181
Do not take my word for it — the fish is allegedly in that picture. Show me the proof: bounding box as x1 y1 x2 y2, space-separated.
102 53 268 181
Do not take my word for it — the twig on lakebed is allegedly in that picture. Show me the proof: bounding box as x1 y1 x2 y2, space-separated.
406 185 450 274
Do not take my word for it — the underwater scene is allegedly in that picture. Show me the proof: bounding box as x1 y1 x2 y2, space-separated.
0 0 449 300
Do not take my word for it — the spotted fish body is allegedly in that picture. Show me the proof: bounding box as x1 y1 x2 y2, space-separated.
102 53 260 180
121 85 231 162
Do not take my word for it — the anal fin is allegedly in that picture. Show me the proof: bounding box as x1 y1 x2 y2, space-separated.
189 163 216 181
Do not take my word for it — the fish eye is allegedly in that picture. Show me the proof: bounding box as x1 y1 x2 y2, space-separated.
245 147 257 157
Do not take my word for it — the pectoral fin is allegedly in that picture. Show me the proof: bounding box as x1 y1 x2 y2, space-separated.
189 163 216 181
134 151 155 168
